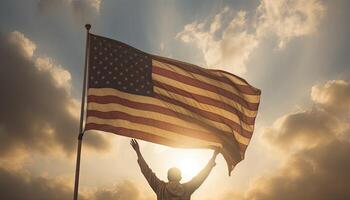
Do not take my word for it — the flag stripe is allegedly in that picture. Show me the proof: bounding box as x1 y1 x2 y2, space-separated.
153 79 257 124
86 116 222 147
87 102 250 146
152 56 261 95
88 101 210 134
153 66 259 110
154 86 254 133
153 73 258 118
87 110 227 144
86 123 218 149
87 89 234 133
153 60 260 103
154 92 254 138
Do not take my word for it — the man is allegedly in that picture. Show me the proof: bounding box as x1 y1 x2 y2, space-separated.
131 139 219 200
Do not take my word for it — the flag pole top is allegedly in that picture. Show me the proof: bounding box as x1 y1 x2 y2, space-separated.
85 24 91 31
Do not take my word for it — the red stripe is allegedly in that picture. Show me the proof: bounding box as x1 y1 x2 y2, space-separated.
153 93 254 138
152 55 261 95
87 110 222 143
88 94 234 136
153 80 256 125
153 66 259 110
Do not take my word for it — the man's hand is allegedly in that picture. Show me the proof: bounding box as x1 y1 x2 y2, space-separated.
130 139 141 156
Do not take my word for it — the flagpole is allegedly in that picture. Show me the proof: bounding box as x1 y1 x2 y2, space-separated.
73 24 91 200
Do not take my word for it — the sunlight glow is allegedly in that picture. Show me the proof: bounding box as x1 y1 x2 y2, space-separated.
178 157 202 181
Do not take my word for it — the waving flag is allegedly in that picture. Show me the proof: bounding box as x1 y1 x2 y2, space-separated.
85 33 261 175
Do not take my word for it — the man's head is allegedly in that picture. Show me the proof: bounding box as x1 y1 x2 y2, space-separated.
167 167 182 182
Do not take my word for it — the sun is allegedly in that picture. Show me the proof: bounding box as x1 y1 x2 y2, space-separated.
178 157 202 181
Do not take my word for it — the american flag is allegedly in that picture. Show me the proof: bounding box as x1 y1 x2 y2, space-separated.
85 33 261 175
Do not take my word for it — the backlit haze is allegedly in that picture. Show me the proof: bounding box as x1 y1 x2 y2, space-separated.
0 0 349 200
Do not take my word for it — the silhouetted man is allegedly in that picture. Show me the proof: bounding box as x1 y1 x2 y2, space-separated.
131 139 219 200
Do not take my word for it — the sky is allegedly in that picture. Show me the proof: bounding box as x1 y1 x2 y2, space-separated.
0 0 349 199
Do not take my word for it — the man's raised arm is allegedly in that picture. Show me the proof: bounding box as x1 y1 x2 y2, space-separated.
185 149 219 193
130 139 163 193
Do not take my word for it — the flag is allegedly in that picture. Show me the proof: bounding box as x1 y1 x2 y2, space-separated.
85 33 261 175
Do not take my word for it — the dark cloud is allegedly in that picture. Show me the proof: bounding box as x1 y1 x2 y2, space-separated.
219 80 350 200
264 80 349 152
0 167 88 200
263 108 342 151
0 31 109 157
244 139 350 200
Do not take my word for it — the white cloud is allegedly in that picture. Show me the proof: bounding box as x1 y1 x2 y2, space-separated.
35 57 72 91
177 0 326 74
256 0 326 48
311 80 350 116
177 9 258 75
8 31 36 58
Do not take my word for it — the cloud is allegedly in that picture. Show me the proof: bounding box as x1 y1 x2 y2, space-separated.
177 0 325 74
263 108 345 152
94 181 151 200
0 166 88 200
256 0 326 48
177 8 258 74
264 80 349 152
244 139 350 200
0 31 109 158
37 0 102 21
311 80 350 116
218 80 350 200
